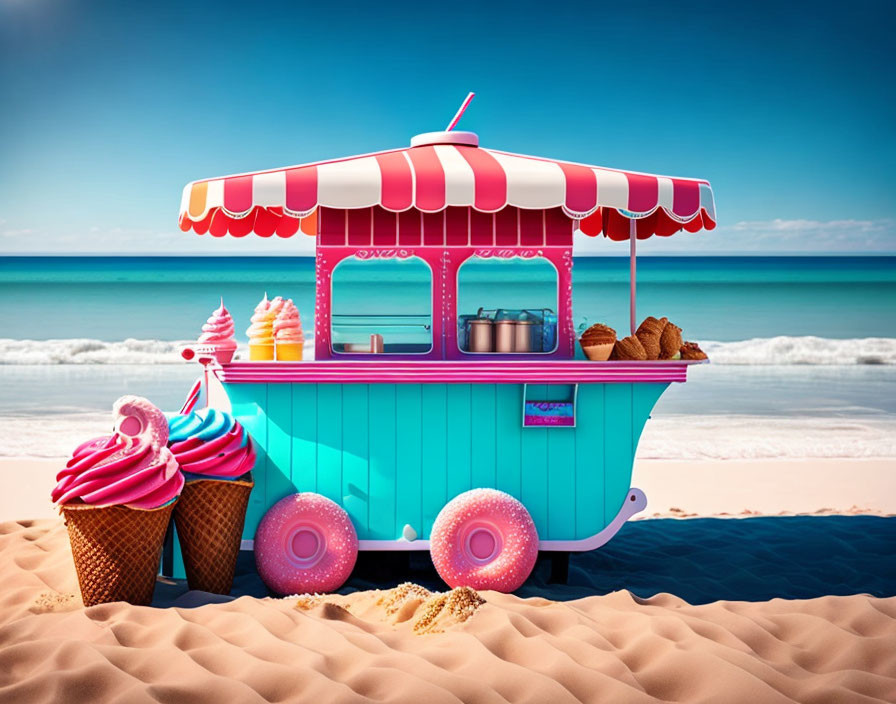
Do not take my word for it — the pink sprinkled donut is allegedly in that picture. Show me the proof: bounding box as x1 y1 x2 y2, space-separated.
254 493 358 595
430 489 539 593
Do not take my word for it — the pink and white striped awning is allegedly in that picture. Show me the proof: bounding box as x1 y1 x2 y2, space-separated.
178 131 716 241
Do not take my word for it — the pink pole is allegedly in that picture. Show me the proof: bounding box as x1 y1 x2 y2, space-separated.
446 92 475 131
179 377 203 415
629 218 637 335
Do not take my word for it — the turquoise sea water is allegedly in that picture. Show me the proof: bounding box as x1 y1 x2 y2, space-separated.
0 255 894 459
1 255 894 341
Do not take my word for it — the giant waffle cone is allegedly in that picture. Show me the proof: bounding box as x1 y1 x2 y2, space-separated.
62 501 175 607
174 475 253 594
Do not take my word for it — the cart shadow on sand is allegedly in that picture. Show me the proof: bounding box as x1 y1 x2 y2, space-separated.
155 515 896 609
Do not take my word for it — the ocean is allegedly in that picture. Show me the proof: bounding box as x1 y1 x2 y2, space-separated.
1 255 894 460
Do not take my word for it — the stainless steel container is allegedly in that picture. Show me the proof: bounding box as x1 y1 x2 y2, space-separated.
513 319 534 352
468 319 494 353
495 320 516 353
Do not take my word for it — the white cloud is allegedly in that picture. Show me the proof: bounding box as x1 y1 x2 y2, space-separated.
728 218 891 233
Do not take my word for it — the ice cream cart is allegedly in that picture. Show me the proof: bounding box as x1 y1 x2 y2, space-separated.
177 108 716 593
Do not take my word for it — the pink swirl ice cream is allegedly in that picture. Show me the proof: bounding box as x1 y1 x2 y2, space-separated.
197 299 237 363
51 396 183 510
273 298 303 345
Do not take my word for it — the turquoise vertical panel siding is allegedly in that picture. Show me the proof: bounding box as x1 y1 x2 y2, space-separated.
224 380 671 546
445 384 472 500
395 385 423 541
265 384 296 508
547 426 576 540
520 384 549 535
470 384 496 489
367 384 396 540
494 385 522 500
420 384 448 536
575 384 606 538
632 383 668 448
603 384 634 521
226 383 268 537
315 384 343 504
341 384 370 537
290 384 318 493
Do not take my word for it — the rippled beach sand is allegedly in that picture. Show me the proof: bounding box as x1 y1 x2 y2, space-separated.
1 517 894 703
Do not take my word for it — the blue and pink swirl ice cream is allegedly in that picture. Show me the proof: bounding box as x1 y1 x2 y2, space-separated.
167 408 256 481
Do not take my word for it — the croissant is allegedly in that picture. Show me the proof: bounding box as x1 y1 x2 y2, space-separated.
680 341 708 360
610 335 647 361
635 316 666 360
580 323 617 346
659 322 683 359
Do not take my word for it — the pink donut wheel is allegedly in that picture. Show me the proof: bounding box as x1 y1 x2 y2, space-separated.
430 489 539 593
255 493 358 595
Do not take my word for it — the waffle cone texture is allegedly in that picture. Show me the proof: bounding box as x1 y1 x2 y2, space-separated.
63 501 175 607
174 475 254 594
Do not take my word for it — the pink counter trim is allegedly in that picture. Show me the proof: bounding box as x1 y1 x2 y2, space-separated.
214 360 703 385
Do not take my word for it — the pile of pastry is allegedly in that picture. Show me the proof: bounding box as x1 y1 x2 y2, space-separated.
579 317 708 361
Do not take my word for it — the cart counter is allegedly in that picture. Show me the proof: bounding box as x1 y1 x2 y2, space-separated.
214 359 699 384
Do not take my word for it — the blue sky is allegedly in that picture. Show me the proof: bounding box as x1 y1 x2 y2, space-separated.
1 0 894 255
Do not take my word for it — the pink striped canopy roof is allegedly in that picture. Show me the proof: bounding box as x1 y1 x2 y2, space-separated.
178 132 716 241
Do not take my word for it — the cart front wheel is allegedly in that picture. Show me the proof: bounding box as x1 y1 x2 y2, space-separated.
430 489 538 592
255 493 358 594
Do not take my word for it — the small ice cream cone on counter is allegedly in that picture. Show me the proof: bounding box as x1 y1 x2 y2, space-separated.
246 294 276 361
197 299 238 364
274 299 304 361
579 323 617 361
51 395 184 607
167 408 256 594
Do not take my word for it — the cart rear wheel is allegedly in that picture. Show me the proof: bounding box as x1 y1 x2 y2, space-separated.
255 493 358 594
430 489 538 592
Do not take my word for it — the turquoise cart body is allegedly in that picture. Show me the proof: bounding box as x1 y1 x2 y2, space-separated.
230 381 666 544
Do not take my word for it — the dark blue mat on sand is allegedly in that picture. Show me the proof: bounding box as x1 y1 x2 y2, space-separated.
156 516 896 608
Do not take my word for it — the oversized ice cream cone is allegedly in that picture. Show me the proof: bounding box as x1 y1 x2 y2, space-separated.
174 474 254 593
52 396 184 607
63 500 175 607
167 408 257 594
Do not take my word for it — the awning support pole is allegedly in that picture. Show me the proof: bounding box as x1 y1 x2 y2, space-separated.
629 218 637 335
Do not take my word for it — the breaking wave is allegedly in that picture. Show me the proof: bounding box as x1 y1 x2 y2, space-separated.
0 336 893 365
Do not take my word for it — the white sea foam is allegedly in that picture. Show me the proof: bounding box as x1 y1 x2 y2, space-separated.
700 336 896 366
639 416 896 460
0 336 893 365
0 338 313 365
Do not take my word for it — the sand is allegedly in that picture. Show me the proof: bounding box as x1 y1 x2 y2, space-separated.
1 519 895 703
2 458 895 702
